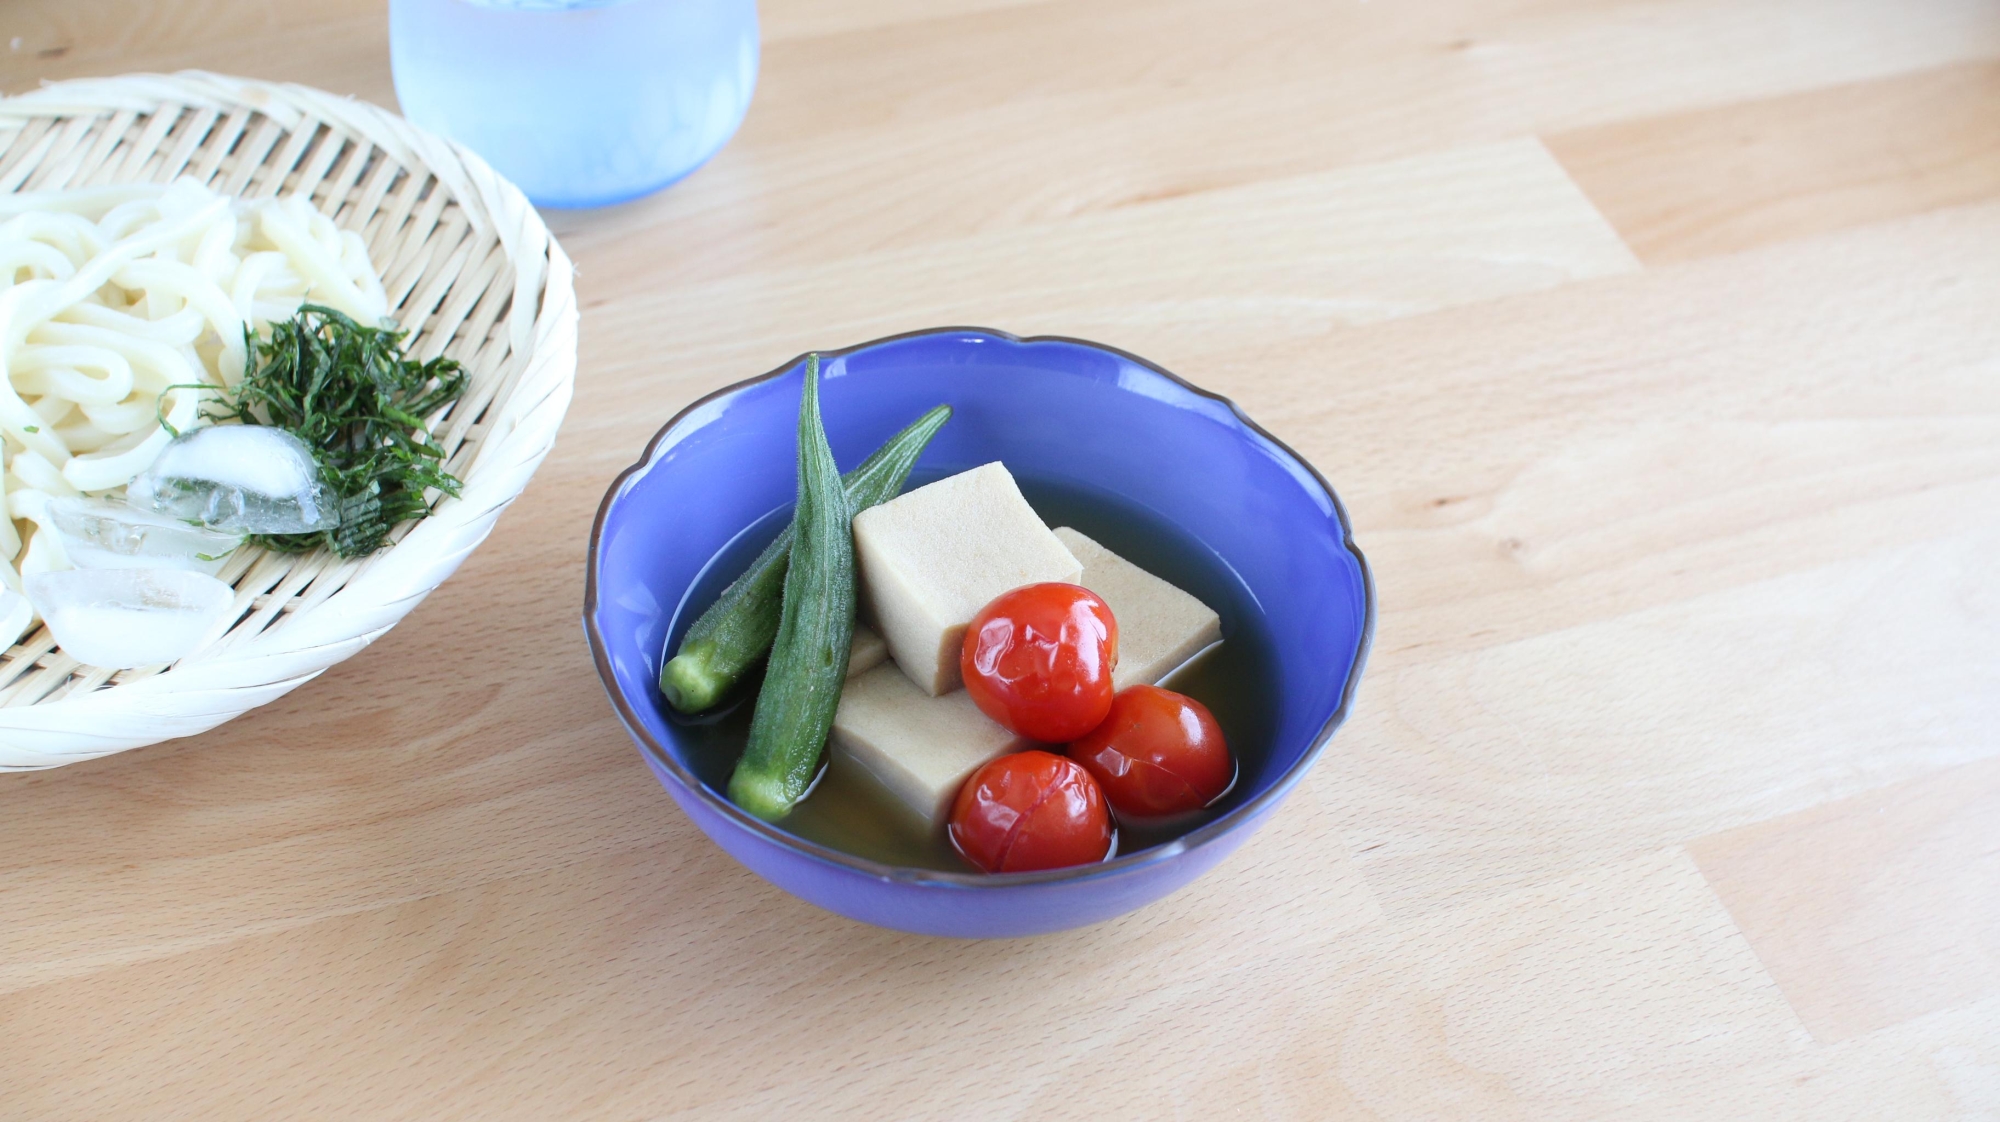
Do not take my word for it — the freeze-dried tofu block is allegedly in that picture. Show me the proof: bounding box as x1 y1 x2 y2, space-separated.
829 663 1028 829
1054 527 1222 690
851 462 1080 696
847 623 889 679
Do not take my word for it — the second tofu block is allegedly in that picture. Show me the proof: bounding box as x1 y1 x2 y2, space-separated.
1054 527 1222 690
830 663 1029 828
846 623 889 679
852 462 1081 696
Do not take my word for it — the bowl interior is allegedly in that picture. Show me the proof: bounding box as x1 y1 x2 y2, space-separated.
589 329 1370 879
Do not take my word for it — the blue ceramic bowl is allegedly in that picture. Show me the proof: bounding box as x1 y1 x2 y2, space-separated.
585 328 1373 938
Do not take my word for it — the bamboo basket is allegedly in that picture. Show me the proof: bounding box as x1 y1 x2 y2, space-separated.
0 72 577 769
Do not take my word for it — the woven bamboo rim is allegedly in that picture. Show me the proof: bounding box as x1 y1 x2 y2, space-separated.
0 72 577 769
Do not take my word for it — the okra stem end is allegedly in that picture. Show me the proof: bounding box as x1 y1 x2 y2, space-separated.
728 768 798 823
661 647 728 713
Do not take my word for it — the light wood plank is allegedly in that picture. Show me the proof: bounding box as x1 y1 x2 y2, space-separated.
0 807 1381 1119
15 0 2000 280
1550 62 2000 262
1691 757 2000 1042
1212 202 2000 668
2 0 395 108
679 849 1803 1120
761 0 1055 41
573 138 1639 407
545 0 2000 277
20 842 1996 1119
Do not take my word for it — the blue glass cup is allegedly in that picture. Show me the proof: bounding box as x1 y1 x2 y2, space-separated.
389 0 759 209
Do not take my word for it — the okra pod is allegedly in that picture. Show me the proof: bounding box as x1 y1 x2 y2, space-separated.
660 399 951 712
729 356 856 820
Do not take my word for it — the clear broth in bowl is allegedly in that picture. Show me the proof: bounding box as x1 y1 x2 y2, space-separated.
662 470 1280 874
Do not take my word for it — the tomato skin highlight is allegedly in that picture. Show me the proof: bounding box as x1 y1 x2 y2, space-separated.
961 583 1118 743
949 751 1114 873
1069 685 1233 819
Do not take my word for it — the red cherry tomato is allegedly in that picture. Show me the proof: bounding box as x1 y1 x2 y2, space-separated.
1069 685 1233 819
961 583 1118 743
949 751 1113 873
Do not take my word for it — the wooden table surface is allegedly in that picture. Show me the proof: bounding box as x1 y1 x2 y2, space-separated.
6 1 2000 1118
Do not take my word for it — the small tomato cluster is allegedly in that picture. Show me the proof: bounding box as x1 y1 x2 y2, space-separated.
948 583 1234 874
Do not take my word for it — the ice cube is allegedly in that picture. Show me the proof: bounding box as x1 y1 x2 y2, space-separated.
126 424 337 535
25 568 237 669
47 497 244 576
0 588 31 650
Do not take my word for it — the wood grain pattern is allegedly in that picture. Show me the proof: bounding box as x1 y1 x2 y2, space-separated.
575 138 1639 389
3 0 1999 1118
1692 757 2000 1043
540 0 2000 286
1550 61 2000 262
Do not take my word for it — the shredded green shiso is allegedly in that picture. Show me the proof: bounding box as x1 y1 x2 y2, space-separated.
203 304 469 559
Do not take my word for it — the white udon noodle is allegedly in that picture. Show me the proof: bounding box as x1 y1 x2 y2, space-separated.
0 178 389 593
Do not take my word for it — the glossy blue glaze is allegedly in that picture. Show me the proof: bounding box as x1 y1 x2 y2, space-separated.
585 329 1373 938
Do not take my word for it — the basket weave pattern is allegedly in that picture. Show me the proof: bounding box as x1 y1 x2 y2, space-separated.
0 72 577 768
